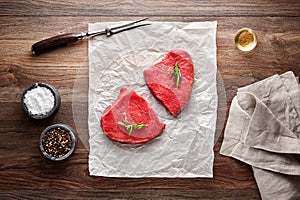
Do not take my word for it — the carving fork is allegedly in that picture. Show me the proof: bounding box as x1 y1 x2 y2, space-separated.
31 18 150 55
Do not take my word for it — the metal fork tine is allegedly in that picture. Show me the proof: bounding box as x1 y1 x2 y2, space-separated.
110 23 151 35
109 17 149 31
87 18 150 38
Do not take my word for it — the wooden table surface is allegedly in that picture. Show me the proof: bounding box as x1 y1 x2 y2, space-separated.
0 1 299 199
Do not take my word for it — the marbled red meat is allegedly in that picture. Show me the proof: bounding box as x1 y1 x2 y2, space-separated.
101 88 166 144
144 50 194 116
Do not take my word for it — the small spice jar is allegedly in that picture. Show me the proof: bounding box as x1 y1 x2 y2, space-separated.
39 124 77 161
234 28 257 51
21 83 60 119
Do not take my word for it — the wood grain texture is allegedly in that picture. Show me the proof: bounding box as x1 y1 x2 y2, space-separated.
0 0 299 199
0 0 299 17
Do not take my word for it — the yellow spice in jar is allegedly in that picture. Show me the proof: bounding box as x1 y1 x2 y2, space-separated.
237 31 254 47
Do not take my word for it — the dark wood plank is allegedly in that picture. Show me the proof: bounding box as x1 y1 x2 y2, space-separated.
0 189 260 200
0 0 299 17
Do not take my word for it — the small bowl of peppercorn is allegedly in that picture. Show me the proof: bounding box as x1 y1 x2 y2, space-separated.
39 124 77 161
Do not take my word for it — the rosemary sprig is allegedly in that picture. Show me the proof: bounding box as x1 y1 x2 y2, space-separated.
170 63 182 87
118 120 147 136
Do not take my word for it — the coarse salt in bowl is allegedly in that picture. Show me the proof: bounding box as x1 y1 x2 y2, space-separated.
21 83 60 119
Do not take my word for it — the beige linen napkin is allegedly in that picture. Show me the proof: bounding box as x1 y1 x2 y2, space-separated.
220 71 300 199
253 166 300 200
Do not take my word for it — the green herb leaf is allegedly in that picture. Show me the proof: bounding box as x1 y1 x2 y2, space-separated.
118 120 147 136
170 63 181 87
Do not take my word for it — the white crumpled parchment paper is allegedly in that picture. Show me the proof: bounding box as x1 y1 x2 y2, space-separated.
88 21 218 177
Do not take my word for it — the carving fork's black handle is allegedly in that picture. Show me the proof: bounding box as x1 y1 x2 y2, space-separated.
31 33 83 55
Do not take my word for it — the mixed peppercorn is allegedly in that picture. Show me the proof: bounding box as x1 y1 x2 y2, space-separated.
42 127 72 158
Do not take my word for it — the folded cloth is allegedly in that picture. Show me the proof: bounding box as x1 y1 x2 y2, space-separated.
220 71 300 199
253 167 300 200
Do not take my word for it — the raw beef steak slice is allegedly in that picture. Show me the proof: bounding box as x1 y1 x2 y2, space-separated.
101 88 166 144
144 50 194 116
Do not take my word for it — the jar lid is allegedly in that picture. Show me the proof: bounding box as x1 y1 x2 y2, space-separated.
21 83 60 119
